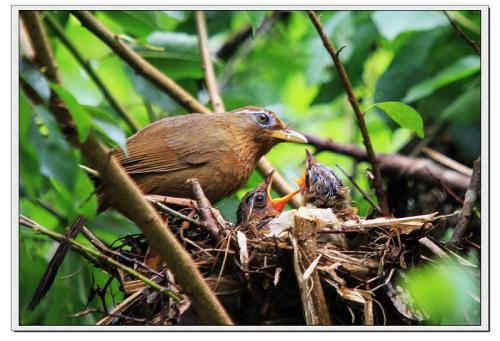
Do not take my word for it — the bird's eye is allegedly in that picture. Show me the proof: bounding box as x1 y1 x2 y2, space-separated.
256 112 270 125
254 194 265 205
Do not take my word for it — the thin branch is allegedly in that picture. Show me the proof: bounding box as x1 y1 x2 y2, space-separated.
422 147 473 177
71 10 301 208
21 11 233 325
20 215 181 301
336 163 382 215
44 13 140 132
195 11 225 113
450 157 481 245
443 11 481 55
145 197 201 227
307 11 389 216
189 178 223 241
304 133 470 192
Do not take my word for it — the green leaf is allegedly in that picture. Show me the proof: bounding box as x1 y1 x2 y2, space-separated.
403 55 480 102
374 30 441 103
246 11 266 35
402 260 480 325
50 83 91 143
369 102 425 138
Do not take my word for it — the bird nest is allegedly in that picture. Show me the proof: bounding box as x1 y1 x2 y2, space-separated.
85 192 462 326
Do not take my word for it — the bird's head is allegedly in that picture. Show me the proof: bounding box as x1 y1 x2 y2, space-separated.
236 171 300 225
294 149 344 199
228 107 307 148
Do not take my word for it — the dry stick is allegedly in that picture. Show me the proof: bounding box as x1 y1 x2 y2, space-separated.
43 13 140 132
189 178 223 241
450 157 481 245
21 11 232 325
71 10 301 208
422 147 473 177
195 11 225 113
443 11 481 56
305 133 470 192
307 11 389 216
20 215 181 302
292 214 331 325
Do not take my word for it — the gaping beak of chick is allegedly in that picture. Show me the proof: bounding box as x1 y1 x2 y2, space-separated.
264 171 300 212
270 129 308 144
294 149 316 189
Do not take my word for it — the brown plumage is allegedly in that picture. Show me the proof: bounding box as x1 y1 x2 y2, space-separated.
236 171 300 230
295 149 357 220
100 106 307 209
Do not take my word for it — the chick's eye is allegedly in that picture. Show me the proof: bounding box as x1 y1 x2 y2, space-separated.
256 112 270 125
254 194 265 205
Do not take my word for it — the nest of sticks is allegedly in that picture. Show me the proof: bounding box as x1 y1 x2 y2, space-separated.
34 179 471 327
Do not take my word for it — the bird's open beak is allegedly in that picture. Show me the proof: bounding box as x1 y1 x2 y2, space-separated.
265 172 300 212
270 129 308 143
294 171 307 189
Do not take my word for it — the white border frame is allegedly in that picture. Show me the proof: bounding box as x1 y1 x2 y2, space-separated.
11 5 489 331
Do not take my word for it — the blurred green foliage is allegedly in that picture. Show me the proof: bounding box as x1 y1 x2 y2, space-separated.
19 10 481 325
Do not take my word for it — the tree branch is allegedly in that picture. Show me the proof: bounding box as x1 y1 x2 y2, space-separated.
21 10 233 325
195 10 225 113
307 10 389 216
443 11 481 55
71 10 301 208
304 133 470 192
450 157 481 245
44 13 140 132
20 215 181 302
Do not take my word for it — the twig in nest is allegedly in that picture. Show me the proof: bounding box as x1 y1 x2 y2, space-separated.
188 178 223 240
145 197 200 227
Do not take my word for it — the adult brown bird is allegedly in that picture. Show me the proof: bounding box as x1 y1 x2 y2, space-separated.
29 106 307 310
236 171 300 231
101 106 307 208
295 149 357 220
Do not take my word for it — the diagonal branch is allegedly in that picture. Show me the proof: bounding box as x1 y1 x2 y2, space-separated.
21 10 233 325
307 11 389 216
71 10 301 208
443 11 481 56
305 133 470 192
20 215 181 302
195 10 225 113
43 12 140 132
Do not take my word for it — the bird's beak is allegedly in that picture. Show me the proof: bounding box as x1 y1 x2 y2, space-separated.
265 173 300 212
270 129 308 143
294 171 307 189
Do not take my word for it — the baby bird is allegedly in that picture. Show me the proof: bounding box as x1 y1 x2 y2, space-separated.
295 149 357 221
237 171 300 233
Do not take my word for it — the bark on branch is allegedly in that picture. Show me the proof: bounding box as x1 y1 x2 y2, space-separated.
450 157 481 245
307 10 390 216
21 10 233 325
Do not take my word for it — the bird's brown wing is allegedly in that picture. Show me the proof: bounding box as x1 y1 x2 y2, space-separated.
113 115 222 175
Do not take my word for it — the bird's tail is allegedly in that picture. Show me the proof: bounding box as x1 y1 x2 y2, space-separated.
28 215 86 311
